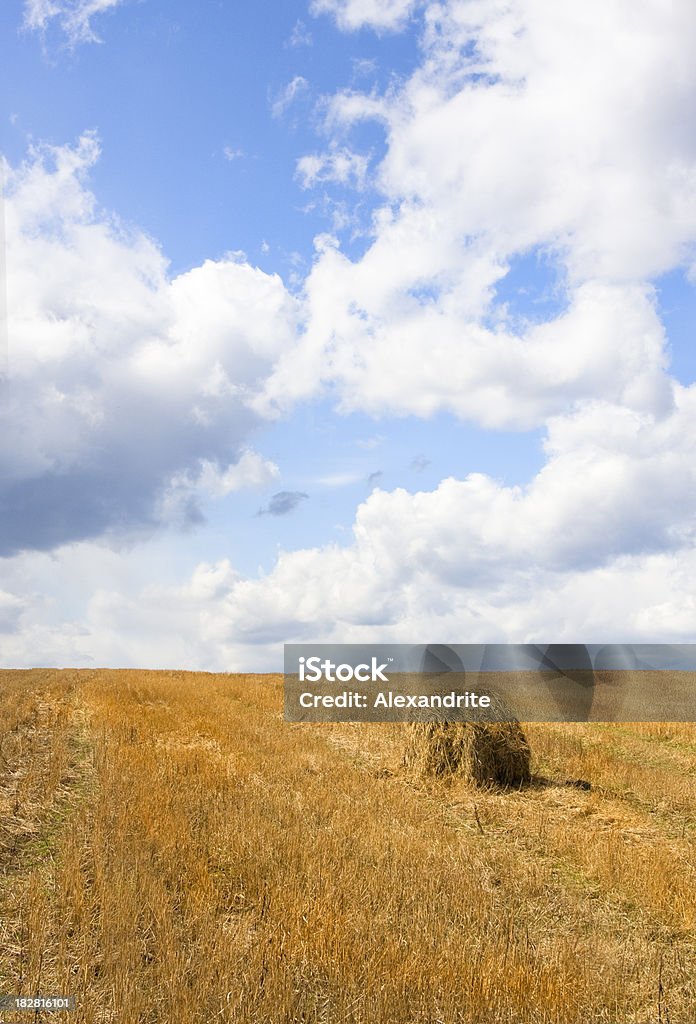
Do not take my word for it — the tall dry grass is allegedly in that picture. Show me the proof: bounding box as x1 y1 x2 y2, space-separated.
0 670 694 1023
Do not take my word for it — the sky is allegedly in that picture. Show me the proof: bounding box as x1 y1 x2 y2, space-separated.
0 0 695 670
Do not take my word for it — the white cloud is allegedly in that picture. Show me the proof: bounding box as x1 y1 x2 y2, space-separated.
3 388 696 667
223 146 245 162
3 382 696 667
269 0 696 426
1 134 297 555
0 339 694 666
271 76 309 119
262 273 673 428
311 0 419 33
296 147 370 190
6 2 696 665
157 452 280 527
130 388 690 662
0 591 25 634
196 451 279 496
135 382 695 653
23 0 124 45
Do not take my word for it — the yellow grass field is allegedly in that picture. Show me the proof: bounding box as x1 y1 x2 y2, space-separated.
0 669 694 1023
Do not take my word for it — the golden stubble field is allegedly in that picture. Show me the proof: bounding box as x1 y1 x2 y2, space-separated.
0 669 694 1024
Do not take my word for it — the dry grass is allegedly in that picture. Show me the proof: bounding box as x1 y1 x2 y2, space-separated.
0 670 694 1023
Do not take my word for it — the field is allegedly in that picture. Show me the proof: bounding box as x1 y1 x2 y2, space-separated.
0 670 694 1024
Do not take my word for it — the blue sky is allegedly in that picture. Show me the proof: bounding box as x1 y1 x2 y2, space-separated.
1 0 696 669
0 0 417 273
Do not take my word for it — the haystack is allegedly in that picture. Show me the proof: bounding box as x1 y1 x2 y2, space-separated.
402 700 531 788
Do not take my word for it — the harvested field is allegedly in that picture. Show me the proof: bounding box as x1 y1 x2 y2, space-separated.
0 670 694 1023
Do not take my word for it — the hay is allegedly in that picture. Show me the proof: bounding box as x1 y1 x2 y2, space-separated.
402 717 532 788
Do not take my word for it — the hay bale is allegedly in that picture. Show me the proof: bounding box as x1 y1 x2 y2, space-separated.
402 719 531 787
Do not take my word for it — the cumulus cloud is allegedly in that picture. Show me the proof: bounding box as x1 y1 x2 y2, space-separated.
3 406 696 668
296 147 369 190
263 274 673 427
264 0 696 427
24 0 124 45
1 133 297 555
123 386 690 660
157 452 279 528
102 386 696 661
5 1 696 667
1 381 695 668
310 0 419 33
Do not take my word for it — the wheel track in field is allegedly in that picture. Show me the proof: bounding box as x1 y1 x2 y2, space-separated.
0 674 94 878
